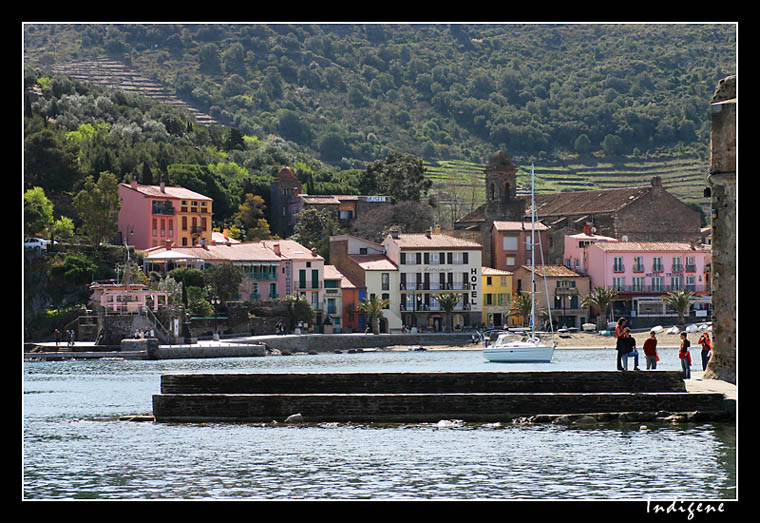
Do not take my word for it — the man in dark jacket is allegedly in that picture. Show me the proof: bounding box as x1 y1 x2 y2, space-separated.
620 328 640 371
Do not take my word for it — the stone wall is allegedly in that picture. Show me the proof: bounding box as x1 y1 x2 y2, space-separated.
256 332 475 352
152 370 728 423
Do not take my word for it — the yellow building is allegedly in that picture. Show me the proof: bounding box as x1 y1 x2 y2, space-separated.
482 267 514 328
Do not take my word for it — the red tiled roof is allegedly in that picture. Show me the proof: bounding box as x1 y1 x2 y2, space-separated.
390 233 482 249
348 254 398 271
482 266 512 276
519 264 584 278
120 183 212 201
492 220 549 231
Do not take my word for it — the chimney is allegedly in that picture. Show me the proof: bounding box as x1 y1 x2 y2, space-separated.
311 247 318 257
584 224 591 236
389 227 399 239
425 228 432 238
273 243 281 256
160 181 165 193
164 239 172 250
200 237 207 249
131 178 138 189
651 176 662 189
433 224 441 235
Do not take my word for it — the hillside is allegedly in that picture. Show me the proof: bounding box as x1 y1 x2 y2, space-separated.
23 23 736 168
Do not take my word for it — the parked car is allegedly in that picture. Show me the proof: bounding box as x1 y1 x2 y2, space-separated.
24 238 51 251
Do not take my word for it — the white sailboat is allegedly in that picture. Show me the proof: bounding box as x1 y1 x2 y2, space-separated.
483 163 556 363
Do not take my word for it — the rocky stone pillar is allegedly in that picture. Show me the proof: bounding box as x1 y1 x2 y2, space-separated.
704 75 736 384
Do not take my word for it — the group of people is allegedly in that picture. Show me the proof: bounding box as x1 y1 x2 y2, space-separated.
614 318 712 379
54 329 76 347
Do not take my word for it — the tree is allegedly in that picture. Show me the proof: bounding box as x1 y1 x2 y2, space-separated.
581 286 619 330
24 186 54 238
660 289 695 326
351 200 435 243
72 171 121 246
361 151 432 202
356 295 389 334
281 293 314 331
434 292 460 332
292 207 344 260
509 292 532 327
202 263 244 304
234 194 273 241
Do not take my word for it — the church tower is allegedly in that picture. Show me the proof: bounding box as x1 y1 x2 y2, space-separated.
484 151 523 220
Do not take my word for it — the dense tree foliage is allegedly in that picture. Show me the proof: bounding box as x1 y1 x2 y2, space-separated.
24 23 736 166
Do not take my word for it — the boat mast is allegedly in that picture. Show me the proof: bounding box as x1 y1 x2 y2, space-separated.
530 163 535 340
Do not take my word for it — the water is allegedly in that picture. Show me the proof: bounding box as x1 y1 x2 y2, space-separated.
23 348 736 500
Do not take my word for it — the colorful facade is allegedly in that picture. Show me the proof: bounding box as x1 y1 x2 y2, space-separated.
584 241 712 322
118 180 213 250
490 220 549 273
481 267 514 328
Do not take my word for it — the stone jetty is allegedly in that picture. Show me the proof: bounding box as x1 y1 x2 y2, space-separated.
151 370 734 424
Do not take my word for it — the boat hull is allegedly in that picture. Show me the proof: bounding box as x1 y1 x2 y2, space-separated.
483 345 555 363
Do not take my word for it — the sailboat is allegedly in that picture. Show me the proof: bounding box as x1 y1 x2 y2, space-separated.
483 164 556 363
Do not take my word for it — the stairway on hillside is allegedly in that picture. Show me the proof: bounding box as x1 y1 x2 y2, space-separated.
50 58 220 126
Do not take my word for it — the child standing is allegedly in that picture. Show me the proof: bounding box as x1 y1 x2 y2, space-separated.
679 332 692 379
643 330 659 369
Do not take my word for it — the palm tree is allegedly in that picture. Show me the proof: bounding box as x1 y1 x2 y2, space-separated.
660 289 695 326
356 295 390 334
434 292 460 332
509 292 532 327
581 286 618 331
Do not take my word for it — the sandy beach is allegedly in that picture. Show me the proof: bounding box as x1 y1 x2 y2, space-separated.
391 331 694 351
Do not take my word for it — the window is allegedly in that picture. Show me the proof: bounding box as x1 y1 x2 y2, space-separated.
612 277 625 291
613 256 624 272
651 276 664 292
632 277 645 291
672 256 683 272
486 277 492 286
652 257 663 273
382 273 390 291
506 255 516 266
381 293 390 309
503 235 518 250
359 247 368 255
633 256 644 273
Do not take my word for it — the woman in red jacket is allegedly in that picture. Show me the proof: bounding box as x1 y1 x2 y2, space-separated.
698 332 712 371
643 330 659 369
679 332 692 379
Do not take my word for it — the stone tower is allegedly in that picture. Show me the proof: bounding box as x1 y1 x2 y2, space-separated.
704 75 736 384
270 166 302 238
482 151 526 265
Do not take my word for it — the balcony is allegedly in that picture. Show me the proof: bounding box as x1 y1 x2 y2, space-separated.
608 284 709 294
400 282 469 291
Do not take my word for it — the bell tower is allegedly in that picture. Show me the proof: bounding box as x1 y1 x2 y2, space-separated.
484 151 522 219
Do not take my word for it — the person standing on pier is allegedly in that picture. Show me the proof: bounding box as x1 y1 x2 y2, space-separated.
615 318 627 371
643 330 659 370
698 332 712 371
679 332 692 379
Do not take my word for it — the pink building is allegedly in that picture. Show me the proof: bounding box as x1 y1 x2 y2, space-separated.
563 231 618 275
260 240 325 313
584 241 712 323
117 180 213 250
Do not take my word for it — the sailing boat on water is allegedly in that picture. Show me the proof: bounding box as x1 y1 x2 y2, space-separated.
483 163 556 363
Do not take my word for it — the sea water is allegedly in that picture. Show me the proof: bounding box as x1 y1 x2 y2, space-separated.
22 349 736 500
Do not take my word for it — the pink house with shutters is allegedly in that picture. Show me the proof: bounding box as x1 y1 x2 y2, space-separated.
117 180 213 250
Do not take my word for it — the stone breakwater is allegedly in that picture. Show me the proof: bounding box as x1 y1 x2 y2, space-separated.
151 370 734 424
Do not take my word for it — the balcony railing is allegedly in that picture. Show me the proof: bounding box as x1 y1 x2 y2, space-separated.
608 284 709 293
400 282 469 291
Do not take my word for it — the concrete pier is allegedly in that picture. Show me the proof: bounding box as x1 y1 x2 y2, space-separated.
152 370 733 424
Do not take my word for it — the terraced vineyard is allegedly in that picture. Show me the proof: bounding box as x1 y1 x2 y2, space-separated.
425 155 710 228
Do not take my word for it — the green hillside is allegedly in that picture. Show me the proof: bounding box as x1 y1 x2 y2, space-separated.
23 23 736 168
425 154 710 228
